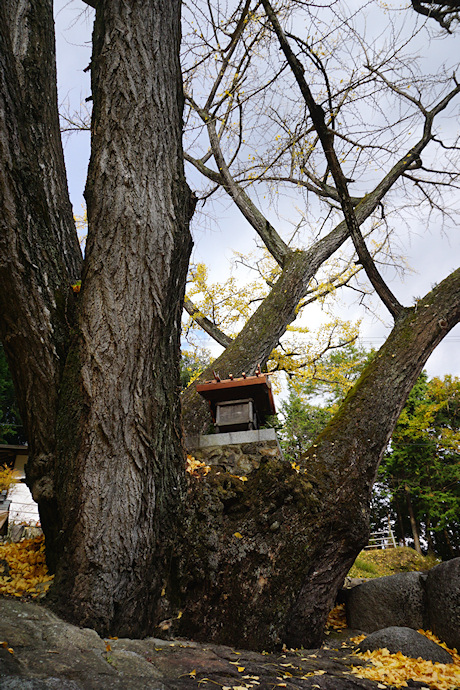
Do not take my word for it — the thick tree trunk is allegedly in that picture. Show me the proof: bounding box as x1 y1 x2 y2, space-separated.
1 0 193 638
48 0 193 637
0 0 81 531
2 0 460 654
170 270 460 650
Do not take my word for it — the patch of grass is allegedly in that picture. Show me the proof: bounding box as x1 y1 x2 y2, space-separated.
348 546 439 579
350 557 379 576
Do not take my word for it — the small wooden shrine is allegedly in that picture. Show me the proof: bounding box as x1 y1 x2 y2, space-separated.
195 368 276 433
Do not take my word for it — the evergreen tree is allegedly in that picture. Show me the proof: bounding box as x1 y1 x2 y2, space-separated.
379 374 460 558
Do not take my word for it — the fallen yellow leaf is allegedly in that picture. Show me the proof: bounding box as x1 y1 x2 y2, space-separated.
0 536 54 599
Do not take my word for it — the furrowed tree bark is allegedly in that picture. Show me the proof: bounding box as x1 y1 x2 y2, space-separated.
48 0 193 637
1 0 193 638
0 0 81 540
2 0 459 654
171 268 460 650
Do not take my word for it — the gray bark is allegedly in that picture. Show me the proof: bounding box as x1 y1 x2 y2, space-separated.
48 0 193 636
0 0 81 525
174 268 460 650
1 0 460 654
1 0 193 638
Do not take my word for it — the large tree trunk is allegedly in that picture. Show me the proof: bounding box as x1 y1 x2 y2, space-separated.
2 0 460 654
171 271 460 650
49 0 193 637
1 0 193 638
0 0 82 531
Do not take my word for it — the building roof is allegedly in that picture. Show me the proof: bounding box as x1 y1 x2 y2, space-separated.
196 373 276 420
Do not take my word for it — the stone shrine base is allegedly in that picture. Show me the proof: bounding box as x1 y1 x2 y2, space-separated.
185 429 284 476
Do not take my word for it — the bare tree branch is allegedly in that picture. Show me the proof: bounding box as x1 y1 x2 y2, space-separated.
411 0 460 32
186 92 292 267
261 0 460 321
184 296 233 348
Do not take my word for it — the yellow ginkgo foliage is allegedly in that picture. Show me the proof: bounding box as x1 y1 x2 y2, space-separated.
0 464 19 493
184 251 361 392
186 455 211 477
350 630 460 690
0 535 54 599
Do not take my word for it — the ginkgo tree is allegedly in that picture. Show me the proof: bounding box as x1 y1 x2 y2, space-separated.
1 0 460 654
170 0 460 650
183 255 361 385
180 0 460 437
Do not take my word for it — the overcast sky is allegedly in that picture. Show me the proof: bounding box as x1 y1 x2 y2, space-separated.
54 1 460 385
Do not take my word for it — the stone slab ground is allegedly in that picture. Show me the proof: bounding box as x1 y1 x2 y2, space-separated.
0 600 385 690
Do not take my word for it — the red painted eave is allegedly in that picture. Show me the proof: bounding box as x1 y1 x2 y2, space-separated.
196 374 276 416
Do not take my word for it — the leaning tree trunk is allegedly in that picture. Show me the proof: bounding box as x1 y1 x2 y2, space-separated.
1 0 193 638
181 242 348 436
168 271 460 650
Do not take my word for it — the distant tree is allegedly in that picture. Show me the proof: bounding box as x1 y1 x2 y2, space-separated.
379 374 460 558
279 343 373 462
279 360 460 557
280 389 333 464
180 348 212 390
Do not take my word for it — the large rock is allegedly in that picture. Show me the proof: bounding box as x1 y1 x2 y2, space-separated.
0 599 380 689
357 627 453 664
425 557 460 652
346 572 427 632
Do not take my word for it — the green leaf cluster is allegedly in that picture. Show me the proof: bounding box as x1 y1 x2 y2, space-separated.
180 347 212 390
279 342 372 462
379 373 460 559
279 344 459 558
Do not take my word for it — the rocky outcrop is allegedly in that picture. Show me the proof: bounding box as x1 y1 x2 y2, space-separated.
345 557 460 652
346 571 427 632
425 558 460 651
357 627 453 664
0 599 379 689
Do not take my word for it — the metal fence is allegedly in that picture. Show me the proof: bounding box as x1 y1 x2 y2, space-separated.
365 523 397 550
8 500 40 525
